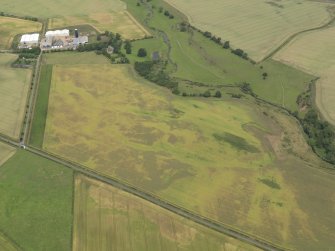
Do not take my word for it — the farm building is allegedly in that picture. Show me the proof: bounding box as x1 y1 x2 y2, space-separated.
19 33 39 48
45 29 70 38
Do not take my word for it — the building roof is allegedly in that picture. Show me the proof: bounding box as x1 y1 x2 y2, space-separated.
73 36 88 45
45 29 70 37
20 33 40 43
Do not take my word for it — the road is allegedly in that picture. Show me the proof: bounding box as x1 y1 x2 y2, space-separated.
0 19 287 251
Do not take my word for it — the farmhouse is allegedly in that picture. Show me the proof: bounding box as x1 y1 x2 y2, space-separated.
41 28 88 50
19 33 39 48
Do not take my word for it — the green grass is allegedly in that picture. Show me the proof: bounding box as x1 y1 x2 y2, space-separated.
0 150 73 251
124 0 314 112
29 65 53 148
42 51 110 65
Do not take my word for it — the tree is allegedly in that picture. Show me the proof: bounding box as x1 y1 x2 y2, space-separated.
262 72 268 79
203 90 211 98
223 41 230 49
124 40 132 54
214 90 222 98
137 48 147 57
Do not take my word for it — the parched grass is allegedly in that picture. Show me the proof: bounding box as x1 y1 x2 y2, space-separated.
0 54 31 139
0 233 19 251
0 16 41 49
42 51 110 65
273 25 335 124
0 0 126 18
0 150 73 251
42 58 335 250
73 174 261 251
49 11 150 40
0 143 16 167
165 0 332 61
29 65 53 148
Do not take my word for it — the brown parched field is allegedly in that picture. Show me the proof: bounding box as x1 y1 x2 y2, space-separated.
42 55 335 250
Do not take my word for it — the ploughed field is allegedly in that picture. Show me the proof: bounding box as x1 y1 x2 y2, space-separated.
274 25 335 125
73 174 261 251
0 16 41 49
0 54 31 139
165 0 332 61
40 54 335 250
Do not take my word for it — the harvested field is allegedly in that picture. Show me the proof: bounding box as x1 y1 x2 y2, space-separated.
165 0 332 61
73 174 260 251
49 11 150 40
0 143 16 167
0 16 41 49
0 150 73 251
0 233 19 251
43 59 335 250
0 54 31 139
0 0 125 18
273 25 335 124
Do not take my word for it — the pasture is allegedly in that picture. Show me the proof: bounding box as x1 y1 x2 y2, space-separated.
273 25 335 125
165 0 332 61
0 150 73 251
0 17 41 49
0 54 31 139
125 0 314 112
73 174 260 251
42 59 335 250
0 143 16 167
49 11 150 40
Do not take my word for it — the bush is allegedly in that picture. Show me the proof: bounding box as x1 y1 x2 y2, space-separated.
137 48 147 57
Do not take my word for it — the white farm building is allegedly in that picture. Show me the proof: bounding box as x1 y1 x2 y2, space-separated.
45 29 70 38
19 33 40 48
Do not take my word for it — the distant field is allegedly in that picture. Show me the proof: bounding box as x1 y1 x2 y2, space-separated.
125 0 313 112
0 54 31 139
49 11 150 40
0 16 41 49
0 150 73 251
165 0 332 61
273 25 335 124
0 143 16 167
0 233 19 251
42 57 335 250
74 174 260 251
0 0 125 18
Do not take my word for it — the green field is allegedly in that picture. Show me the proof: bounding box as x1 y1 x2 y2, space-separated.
49 11 150 40
124 0 314 112
165 0 332 62
41 56 335 250
29 65 53 148
74 174 260 251
273 25 335 125
0 54 31 139
0 150 73 251
0 16 41 49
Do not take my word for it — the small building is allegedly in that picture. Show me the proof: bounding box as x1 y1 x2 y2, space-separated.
107 46 114 54
73 36 88 46
19 33 40 48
